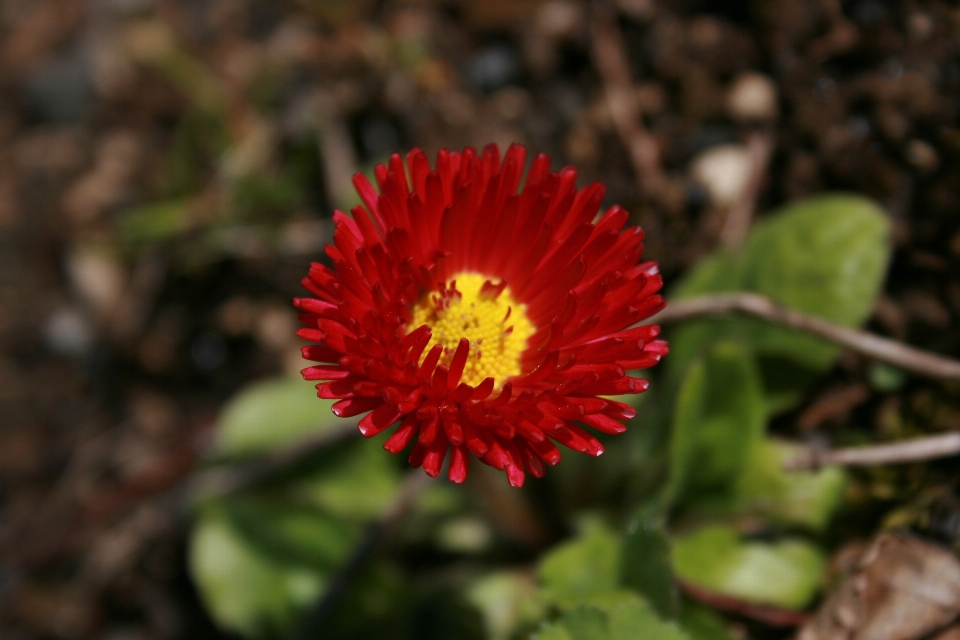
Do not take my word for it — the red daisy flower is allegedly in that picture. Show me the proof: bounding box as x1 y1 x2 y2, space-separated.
295 143 667 487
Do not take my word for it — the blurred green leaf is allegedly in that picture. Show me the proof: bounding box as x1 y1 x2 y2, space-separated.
533 597 689 640
671 524 826 610
119 198 191 244
621 517 678 619
465 571 545 640
189 507 325 637
223 498 360 571
668 194 891 412
735 440 846 532
537 522 621 606
298 439 403 519
677 605 737 640
231 173 300 221
667 343 765 507
216 375 338 456
868 362 906 391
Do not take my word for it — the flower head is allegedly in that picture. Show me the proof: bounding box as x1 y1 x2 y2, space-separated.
296 144 667 486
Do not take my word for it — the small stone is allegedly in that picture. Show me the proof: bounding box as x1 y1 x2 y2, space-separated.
491 87 530 121
564 122 599 167
254 305 296 352
726 72 778 122
217 296 258 336
689 144 751 208
907 12 934 40
905 139 939 172
277 218 329 256
67 245 127 320
535 1 582 39
468 44 521 94
616 0 655 21
45 307 94 356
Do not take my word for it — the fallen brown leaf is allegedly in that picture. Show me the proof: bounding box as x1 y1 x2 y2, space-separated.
797 532 960 640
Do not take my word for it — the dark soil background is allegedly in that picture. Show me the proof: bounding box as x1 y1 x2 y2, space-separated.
1 0 960 638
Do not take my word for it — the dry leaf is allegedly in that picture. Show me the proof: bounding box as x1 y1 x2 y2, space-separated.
798 532 960 640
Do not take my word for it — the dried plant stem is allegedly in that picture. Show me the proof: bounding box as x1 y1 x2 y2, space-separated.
652 293 960 382
590 9 667 201
786 432 960 470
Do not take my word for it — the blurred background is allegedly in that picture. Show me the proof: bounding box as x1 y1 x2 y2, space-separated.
2 0 960 639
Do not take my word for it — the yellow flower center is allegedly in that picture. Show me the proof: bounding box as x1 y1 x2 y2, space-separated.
408 272 535 388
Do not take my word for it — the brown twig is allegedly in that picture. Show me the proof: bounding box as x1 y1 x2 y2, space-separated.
719 132 775 250
678 579 811 627
589 6 667 201
785 432 960 471
651 293 960 382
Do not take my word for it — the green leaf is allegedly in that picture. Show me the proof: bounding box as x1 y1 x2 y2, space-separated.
734 440 846 532
223 498 360 571
607 598 688 640
189 507 325 637
671 524 826 610
868 362 906 391
557 606 609 640
465 571 545 640
740 195 890 326
533 598 689 640
298 438 403 520
667 343 765 507
678 605 737 640
119 198 191 243
216 375 339 456
668 194 891 411
621 517 678 619
537 523 621 606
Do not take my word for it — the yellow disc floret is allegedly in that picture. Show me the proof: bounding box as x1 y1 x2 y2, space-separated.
408 272 535 388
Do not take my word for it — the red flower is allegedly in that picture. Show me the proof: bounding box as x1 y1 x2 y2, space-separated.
295 144 667 487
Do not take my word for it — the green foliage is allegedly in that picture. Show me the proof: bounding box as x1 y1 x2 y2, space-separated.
671 525 826 610
230 173 301 221
190 375 406 637
537 521 622 606
621 516 678 619
533 597 689 640
868 362 906 391
677 605 738 640
187 192 896 638
222 498 360 570
667 342 766 508
189 507 326 636
668 194 891 412
465 571 545 640
735 440 846 532
215 375 337 456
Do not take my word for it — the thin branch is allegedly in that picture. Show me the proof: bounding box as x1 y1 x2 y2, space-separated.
589 6 667 201
785 432 960 471
719 132 774 250
650 293 960 382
